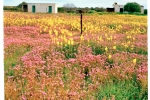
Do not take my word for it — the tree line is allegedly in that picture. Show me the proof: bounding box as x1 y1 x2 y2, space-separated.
58 3 106 13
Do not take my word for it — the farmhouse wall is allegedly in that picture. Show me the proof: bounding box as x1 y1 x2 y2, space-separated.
27 3 57 13
140 6 144 14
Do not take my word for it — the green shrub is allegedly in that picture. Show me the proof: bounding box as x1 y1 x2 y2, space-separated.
88 10 96 13
124 2 141 13
144 9 147 14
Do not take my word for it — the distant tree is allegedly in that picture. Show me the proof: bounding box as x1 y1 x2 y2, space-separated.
144 9 147 14
3 6 22 12
82 7 90 13
94 7 99 12
124 2 141 13
91 7 94 10
72 7 77 13
63 3 76 13
58 7 65 13
17 1 27 8
95 7 106 12
63 3 76 8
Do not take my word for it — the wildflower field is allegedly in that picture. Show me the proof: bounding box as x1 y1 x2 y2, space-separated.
4 12 147 100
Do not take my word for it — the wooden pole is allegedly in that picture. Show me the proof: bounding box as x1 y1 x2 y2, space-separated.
81 13 82 35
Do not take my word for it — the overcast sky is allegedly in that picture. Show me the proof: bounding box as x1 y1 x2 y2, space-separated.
4 0 147 8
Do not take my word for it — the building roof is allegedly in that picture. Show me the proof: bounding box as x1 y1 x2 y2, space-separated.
26 3 56 5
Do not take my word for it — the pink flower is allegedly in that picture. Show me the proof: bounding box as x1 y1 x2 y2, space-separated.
21 96 26 100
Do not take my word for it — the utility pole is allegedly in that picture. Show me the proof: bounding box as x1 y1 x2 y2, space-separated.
76 10 84 35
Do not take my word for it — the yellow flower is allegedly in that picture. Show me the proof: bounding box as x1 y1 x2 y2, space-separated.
127 35 130 39
107 38 110 41
105 47 108 52
131 45 134 50
54 30 58 36
80 35 84 40
113 46 116 50
108 55 112 59
67 40 71 45
127 41 130 44
98 36 102 41
124 44 128 48
49 30 52 35
133 58 137 65
60 42 63 46
70 40 74 45
56 41 59 46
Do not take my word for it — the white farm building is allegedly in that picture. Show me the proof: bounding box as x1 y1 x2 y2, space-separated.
22 3 57 13
107 2 144 14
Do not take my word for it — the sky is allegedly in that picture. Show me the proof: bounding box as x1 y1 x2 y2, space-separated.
3 0 147 8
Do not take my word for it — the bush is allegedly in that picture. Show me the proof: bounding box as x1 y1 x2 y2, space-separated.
3 6 23 12
88 10 96 13
58 7 65 13
95 7 106 12
123 11 129 14
144 9 147 14
124 2 141 13
17 2 27 8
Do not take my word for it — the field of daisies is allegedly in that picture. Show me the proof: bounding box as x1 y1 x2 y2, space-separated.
4 12 147 100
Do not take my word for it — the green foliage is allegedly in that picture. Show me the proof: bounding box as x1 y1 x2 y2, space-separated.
124 2 141 13
108 24 116 29
4 6 16 11
118 12 147 16
57 44 79 59
6 69 14 76
88 10 96 13
4 6 23 12
91 7 95 10
62 67 70 84
82 7 90 13
96 79 147 100
144 9 147 14
4 46 32 71
17 1 27 8
89 42 105 55
95 7 106 12
58 7 65 13
4 2 27 12
116 45 147 55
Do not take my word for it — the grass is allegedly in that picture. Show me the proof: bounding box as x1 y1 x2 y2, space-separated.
118 12 147 16
88 42 105 55
116 45 147 55
4 45 32 71
96 79 147 100
88 42 147 56
57 44 79 59
62 66 70 83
